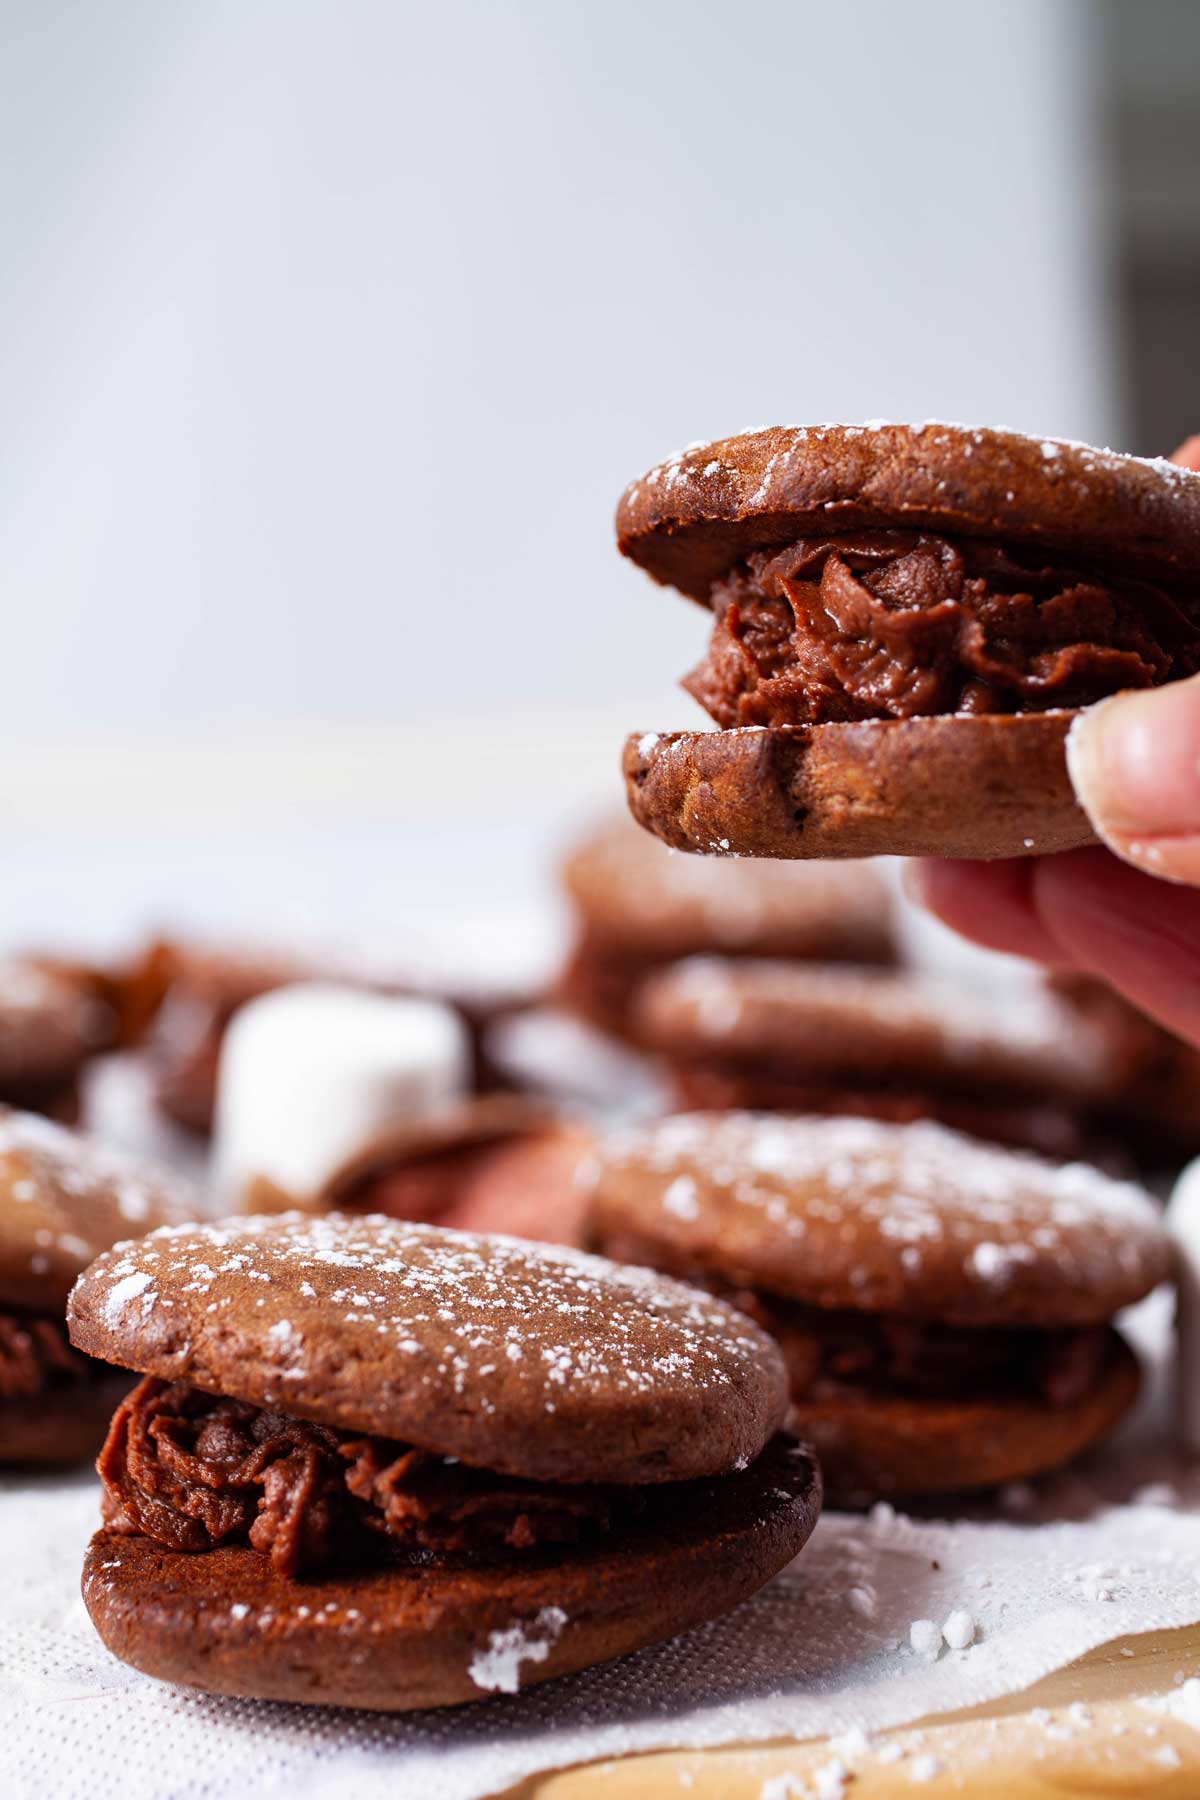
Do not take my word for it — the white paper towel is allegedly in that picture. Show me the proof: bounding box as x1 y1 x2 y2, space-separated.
2 1290 1198 1800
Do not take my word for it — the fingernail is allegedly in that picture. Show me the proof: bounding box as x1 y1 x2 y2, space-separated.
1066 679 1200 883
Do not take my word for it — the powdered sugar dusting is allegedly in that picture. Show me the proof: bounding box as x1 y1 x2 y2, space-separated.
662 1175 700 1221
1143 1676 1200 1732
586 1114 1167 1319
71 1213 780 1457
969 1241 1033 1286
103 1269 155 1324
0 1109 195 1299
632 421 1200 503
468 1605 568 1693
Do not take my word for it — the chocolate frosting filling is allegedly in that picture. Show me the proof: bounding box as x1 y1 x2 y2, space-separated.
740 1292 1110 1409
98 1377 616 1578
685 531 1200 725
592 1239 1106 1409
0 1312 91 1400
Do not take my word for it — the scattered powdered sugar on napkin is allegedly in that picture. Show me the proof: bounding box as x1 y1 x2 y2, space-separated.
2 1288 1198 1800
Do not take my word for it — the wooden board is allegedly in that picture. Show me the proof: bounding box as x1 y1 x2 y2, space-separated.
508 1624 1200 1797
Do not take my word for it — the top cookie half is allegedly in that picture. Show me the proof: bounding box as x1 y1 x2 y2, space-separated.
618 424 1200 597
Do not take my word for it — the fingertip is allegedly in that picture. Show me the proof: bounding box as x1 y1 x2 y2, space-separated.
1066 679 1200 882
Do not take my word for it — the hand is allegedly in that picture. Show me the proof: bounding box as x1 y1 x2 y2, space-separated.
910 436 1200 1046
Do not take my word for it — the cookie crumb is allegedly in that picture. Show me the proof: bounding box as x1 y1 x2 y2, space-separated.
908 1753 943 1782
758 1775 803 1800
811 1760 851 1800
847 1586 877 1621
468 1606 568 1694
830 1725 872 1758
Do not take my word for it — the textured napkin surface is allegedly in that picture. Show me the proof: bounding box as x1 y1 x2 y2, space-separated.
2 1292 1198 1800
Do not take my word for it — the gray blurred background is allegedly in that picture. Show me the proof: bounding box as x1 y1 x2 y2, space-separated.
1102 0 1200 452
0 0 1194 941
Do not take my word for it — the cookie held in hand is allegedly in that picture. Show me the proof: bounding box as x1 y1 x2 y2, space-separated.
619 423 1200 858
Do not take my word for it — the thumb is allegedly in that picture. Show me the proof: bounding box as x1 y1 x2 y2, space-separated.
1066 673 1200 885
1065 433 1200 885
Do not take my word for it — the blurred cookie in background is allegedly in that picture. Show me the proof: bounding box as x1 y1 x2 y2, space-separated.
1048 974 1200 1166
131 935 539 1138
134 940 310 1135
583 1112 1169 1502
558 814 896 1039
633 958 1140 1164
0 1108 196 1463
216 986 591 1246
895 889 1200 1167
322 1102 593 1246
0 958 115 1123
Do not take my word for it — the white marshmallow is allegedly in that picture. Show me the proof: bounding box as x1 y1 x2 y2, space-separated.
214 983 469 1208
1168 1155 1200 1452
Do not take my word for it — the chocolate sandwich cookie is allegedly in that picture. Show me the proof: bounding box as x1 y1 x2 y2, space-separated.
0 958 113 1122
618 423 1200 858
70 1213 819 1709
559 815 894 1037
583 1113 1168 1501
633 958 1144 1162
0 1110 194 1463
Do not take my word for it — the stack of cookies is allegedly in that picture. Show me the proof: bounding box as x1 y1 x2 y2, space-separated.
554 829 1200 1173
557 813 896 1038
